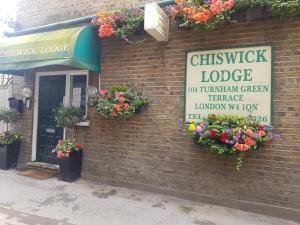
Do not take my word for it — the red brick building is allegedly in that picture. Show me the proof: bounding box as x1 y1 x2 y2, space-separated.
1 0 299 222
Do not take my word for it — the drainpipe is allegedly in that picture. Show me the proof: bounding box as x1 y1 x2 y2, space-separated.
4 0 175 37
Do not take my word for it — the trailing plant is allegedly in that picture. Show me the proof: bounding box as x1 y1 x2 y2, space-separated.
52 139 83 158
234 0 300 17
165 0 235 31
185 114 278 170
93 7 145 44
54 105 84 139
93 85 150 120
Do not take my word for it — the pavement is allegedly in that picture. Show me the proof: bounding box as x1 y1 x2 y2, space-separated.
0 170 298 225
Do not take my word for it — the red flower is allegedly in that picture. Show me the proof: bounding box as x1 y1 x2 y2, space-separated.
76 144 83 149
210 129 217 137
220 132 228 142
258 124 265 130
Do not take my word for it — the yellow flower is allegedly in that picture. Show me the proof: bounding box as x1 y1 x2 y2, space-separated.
188 124 196 132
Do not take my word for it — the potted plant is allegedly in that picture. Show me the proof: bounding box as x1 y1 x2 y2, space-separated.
0 108 22 170
52 105 84 182
165 0 235 31
93 85 150 120
185 114 278 170
92 7 146 44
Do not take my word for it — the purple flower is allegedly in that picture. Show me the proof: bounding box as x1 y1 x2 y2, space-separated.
233 136 239 141
224 128 232 134
230 140 235 145
225 139 230 144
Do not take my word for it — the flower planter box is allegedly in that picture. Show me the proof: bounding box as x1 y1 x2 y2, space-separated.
0 142 21 170
246 7 268 21
59 150 83 182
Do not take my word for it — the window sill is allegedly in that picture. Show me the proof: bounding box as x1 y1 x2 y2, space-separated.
76 120 90 127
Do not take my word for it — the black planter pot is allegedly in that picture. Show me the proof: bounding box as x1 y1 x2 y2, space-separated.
9 142 21 168
175 16 185 28
246 7 268 21
134 21 146 36
0 142 21 170
135 105 148 114
0 145 10 170
59 150 83 182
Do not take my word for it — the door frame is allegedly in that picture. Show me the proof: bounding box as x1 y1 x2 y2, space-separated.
31 70 89 162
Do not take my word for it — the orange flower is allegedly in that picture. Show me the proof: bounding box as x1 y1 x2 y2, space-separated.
115 104 121 111
234 143 250 152
99 23 114 38
119 96 125 103
112 111 118 117
244 138 256 146
123 103 129 108
244 129 254 136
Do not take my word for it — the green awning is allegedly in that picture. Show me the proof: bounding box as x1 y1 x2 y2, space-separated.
0 26 101 74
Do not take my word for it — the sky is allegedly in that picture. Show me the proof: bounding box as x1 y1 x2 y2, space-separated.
0 0 18 36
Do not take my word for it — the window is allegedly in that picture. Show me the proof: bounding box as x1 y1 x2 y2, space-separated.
63 71 89 118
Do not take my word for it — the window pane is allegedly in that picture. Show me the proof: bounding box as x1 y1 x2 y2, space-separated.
71 75 87 112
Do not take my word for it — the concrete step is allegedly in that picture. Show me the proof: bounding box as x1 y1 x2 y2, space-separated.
26 162 59 172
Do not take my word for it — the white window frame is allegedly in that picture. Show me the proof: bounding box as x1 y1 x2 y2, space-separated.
32 70 89 162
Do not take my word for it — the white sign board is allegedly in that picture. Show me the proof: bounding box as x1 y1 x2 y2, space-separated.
72 87 82 108
144 2 169 42
185 45 272 124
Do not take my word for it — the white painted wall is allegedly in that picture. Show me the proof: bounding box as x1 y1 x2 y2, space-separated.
0 85 12 132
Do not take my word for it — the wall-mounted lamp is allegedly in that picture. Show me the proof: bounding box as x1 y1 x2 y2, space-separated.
87 86 98 105
22 87 33 109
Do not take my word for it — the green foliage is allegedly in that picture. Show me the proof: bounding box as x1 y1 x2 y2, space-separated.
52 139 83 158
0 132 22 145
268 0 300 17
54 105 84 130
113 8 144 38
94 85 150 120
234 0 300 16
0 108 19 125
185 114 277 170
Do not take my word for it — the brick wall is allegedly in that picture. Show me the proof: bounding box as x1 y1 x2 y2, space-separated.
13 0 300 221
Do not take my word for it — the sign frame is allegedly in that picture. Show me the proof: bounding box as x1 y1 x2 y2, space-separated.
184 43 275 125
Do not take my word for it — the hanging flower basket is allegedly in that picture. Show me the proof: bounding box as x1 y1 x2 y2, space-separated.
93 85 150 120
165 0 235 31
185 114 278 170
92 7 146 44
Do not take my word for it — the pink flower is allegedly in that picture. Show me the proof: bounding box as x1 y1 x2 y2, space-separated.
223 0 234 10
196 126 203 133
100 89 108 96
210 0 223 15
57 140 63 146
115 91 123 98
57 151 63 158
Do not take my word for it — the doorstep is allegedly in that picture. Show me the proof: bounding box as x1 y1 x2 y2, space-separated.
26 162 59 171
